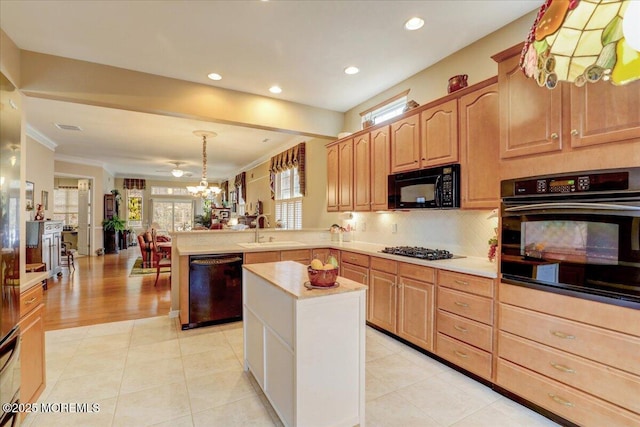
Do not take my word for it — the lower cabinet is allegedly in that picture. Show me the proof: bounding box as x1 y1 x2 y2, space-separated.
19 285 46 413
340 251 370 320
497 282 640 426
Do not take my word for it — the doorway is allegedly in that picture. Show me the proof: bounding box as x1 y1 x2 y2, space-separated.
53 176 93 255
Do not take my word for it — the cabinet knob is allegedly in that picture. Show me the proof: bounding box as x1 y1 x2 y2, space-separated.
550 132 559 139
414 160 418 163
570 129 579 136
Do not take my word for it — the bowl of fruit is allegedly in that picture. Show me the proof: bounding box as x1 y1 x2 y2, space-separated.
307 258 339 287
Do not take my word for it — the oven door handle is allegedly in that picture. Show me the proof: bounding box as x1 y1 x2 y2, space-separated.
504 202 640 213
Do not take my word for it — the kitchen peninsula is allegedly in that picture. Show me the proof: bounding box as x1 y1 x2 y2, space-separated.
242 261 367 427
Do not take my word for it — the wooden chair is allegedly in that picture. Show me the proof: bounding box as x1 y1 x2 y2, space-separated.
60 242 76 272
137 234 153 268
151 229 171 287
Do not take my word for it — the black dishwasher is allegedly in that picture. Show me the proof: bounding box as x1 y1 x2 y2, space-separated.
186 254 243 329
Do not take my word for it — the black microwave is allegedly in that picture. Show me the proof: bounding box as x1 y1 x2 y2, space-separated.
388 164 460 209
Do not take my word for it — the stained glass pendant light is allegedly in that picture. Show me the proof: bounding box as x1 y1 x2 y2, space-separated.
187 130 221 198
520 0 640 88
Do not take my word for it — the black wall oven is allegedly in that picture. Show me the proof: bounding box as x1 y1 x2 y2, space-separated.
501 168 640 309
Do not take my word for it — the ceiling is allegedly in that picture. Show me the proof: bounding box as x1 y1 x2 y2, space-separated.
0 0 541 182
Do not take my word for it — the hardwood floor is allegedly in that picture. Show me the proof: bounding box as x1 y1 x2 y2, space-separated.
42 248 172 331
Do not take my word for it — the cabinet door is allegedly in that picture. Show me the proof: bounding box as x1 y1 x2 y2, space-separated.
311 248 340 265
326 144 339 211
370 126 390 211
498 53 563 158
19 304 46 405
459 82 500 209
420 99 459 167
390 114 420 173
353 133 371 211
369 269 397 332
52 233 62 273
41 234 53 271
340 263 369 320
280 249 311 265
569 80 640 148
338 139 354 211
397 277 434 351
244 251 280 264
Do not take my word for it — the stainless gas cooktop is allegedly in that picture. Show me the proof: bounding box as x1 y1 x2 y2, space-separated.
379 246 464 260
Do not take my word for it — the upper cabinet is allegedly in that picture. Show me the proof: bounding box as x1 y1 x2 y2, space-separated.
496 50 563 159
390 114 420 173
326 143 339 212
420 99 459 167
370 126 390 211
458 80 500 209
338 138 354 211
353 133 371 211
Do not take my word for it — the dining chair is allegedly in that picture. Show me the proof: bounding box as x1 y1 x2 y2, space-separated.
151 229 171 287
60 242 76 272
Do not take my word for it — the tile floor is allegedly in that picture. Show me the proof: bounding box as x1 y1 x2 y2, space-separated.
23 316 560 427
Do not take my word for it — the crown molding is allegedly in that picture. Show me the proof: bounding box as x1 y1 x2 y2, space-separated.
54 153 116 176
26 124 58 151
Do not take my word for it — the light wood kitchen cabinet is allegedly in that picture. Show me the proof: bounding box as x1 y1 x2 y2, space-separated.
420 99 459 167
396 262 435 351
244 251 280 264
280 249 311 265
353 133 371 211
436 270 495 380
390 114 420 173
458 80 500 209
368 258 398 332
494 45 563 159
338 138 354 211
311 248 340 265
497 282 640 426
19 285 46 410
340 251 370 320
326 143 339 211
370 125 390 211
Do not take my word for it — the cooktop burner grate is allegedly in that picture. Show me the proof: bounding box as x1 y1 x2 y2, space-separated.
380 246 460 260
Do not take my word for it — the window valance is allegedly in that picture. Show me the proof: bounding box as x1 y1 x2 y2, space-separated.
269 142 306 199
234 172 246 202
123 178 146 190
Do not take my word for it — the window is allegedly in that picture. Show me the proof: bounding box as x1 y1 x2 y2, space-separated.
275 167 302 229
53 188 79 226
361 90 409 127
126 189 143 228
150 186 190 196
151 200 194 232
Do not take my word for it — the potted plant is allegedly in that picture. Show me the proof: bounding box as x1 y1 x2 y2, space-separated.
103 215 126 254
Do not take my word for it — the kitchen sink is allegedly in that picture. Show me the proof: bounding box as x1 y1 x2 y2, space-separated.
237 241 306 248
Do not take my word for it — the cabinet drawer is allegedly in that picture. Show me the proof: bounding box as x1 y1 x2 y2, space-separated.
437 310 492 352
398 262 435 283
341 251 369 268
436 333 491 380
497 359 640 427
438 270 493 298
280 249 311 263
244 251 280 264
370 257 397 274
20 285 43 317
499 331 640 414
500 304 640 376
438 287 493 325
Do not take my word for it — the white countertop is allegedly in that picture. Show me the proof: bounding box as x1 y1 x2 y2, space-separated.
177 239 497 279
243 261 367 299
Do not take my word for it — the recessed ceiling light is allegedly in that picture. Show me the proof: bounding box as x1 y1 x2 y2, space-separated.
344 66 359 75
269 86 282 94
207 72 222 81
404 17 424 31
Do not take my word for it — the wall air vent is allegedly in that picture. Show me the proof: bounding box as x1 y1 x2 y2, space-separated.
55 123 82 131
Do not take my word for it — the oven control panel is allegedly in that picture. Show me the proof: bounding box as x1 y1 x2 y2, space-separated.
514 171 628 195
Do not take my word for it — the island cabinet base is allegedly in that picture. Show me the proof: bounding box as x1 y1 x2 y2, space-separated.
243 264 366 427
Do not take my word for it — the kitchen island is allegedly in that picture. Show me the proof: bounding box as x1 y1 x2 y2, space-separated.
242 261 367 427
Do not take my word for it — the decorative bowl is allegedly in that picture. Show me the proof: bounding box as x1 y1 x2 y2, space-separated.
307 265 339 287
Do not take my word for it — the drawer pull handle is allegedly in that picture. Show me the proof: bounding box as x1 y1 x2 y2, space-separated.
454 280 469 286
454 325 468 333
453 350 468 359
551 330 576 340
550 362 575 374
454 301 469 308
25 297 37 305
548 393 574 407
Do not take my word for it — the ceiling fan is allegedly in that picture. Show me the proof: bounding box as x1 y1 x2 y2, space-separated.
156 161 192 178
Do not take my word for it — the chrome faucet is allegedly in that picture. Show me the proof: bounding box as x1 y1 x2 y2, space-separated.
254 214 269 243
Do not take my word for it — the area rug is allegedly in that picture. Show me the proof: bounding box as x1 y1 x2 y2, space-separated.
129 257 171 276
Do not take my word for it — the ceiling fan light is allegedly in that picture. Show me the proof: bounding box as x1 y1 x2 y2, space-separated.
171 169 184 177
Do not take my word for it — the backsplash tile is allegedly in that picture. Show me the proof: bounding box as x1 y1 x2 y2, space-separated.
346 210 497 258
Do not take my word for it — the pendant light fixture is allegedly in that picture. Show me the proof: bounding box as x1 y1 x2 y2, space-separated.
187 130 221 198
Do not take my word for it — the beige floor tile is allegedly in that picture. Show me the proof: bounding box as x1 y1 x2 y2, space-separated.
60 348 127 379
45 355 71 384
75 332 132 355
365 353 433 391
45 325 90 343
113 381 191 427
178 331 231 356
436 369 502 404
366 338 397 362
85 320 134 337
396 375 491 426
399 347 451 375
45 338 82 361
149 414 194 427
366 391 441 427
181 346 242 378
187 370 257 413
365 369 399 401
130 324 178 347
125 338 181 365
44 370 123 404
192 395 276 427
120 356 186 394
490 397 561 426
28 396 116 427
